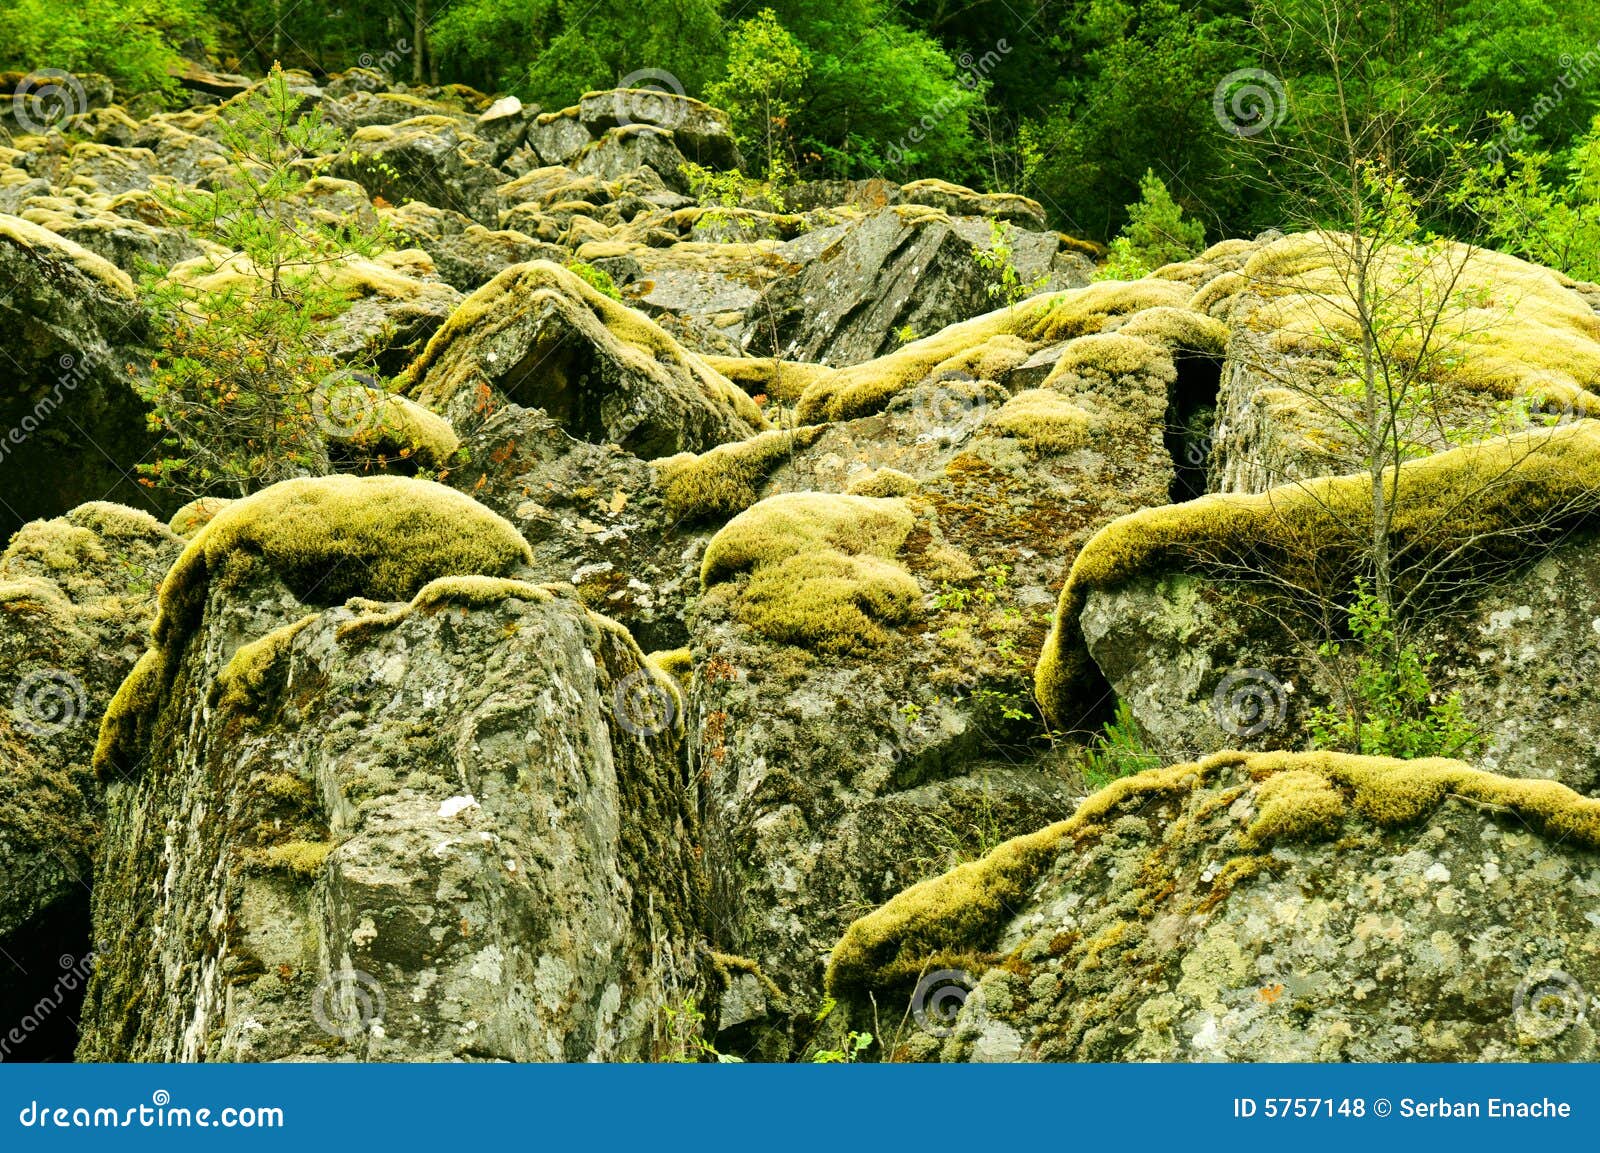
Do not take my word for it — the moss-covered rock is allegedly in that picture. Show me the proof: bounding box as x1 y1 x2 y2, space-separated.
405 260 763 456
79 563 704 1061
829 750 1600 1061
0 503 180 938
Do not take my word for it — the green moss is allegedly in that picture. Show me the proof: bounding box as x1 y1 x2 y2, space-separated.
217 614 319 714
701 493 923 654
348 391 461 467
647 647 694 688
251 839 334 877
404 260 765 432
1035 422 1600 728
1242 768 1346 846
1115 306 1230 354
701 356 837 404
94 475 533 777
169 497 234 538
655 426 825 523
0 212 135 296
828 748 1600 1003
845 468 920 498
794 279 1199 425
985 390 1091 454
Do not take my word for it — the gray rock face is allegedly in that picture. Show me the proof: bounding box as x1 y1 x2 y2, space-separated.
575 126 689 193
0 213 173 537
78 522 702 1061
746 207 1082 367
874 751 1600 1062
578 88 738 170
406 261 762 459
0 503 180 938
1079 527 1600 794
334 117 502 226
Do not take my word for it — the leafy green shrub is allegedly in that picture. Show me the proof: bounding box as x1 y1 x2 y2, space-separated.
1081 699 1162 790
1307 581 1482 759
1097 169 1206 280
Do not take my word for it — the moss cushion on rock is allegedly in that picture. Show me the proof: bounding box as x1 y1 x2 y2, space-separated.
94 475 533 777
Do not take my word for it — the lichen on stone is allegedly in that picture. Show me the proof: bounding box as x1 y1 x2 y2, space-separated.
95 475 534 777
1035 421 1600 728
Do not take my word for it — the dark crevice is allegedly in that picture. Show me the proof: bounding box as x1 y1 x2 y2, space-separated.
1165 350 1224 503
0 889 93 1062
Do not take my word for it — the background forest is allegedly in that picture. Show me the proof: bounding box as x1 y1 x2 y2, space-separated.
4 0 1600 260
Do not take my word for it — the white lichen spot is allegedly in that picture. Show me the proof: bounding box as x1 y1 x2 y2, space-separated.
1423 862 1450 884
438 794 479 819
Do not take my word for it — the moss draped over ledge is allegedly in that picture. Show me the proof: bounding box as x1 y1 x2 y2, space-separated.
1033 421 1600 730
93 475 534 778
826 748 1600 1004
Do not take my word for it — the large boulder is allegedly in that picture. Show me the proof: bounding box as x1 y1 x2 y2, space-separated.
746 205 1087 367
829 750 1600 1062
406 260 764 457
79 476 705 1061
578 88 738 169
334 116 502 226
1039 423 1600 791
0 213 173 539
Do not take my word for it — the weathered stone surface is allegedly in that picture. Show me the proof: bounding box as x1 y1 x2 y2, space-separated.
1080 526 1600 794
78 479 704 1061
406 260 763 458
746 206 1085 367
0 503 180 938
831 751 1600 1062
578 88 738 169
334 116 502 226
0 213 173 538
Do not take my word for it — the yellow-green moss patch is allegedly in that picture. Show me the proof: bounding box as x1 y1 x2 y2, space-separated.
95 476 533 777
845 468 920 498
701 493 922 654
828 748 1600 1001
1035 422 1600 728
217 614 319 714
654 425 825 523
986 390 1091 454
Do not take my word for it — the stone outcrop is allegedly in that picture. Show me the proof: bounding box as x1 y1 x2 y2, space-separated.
79 476 704 1061
829 750 1600 1061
